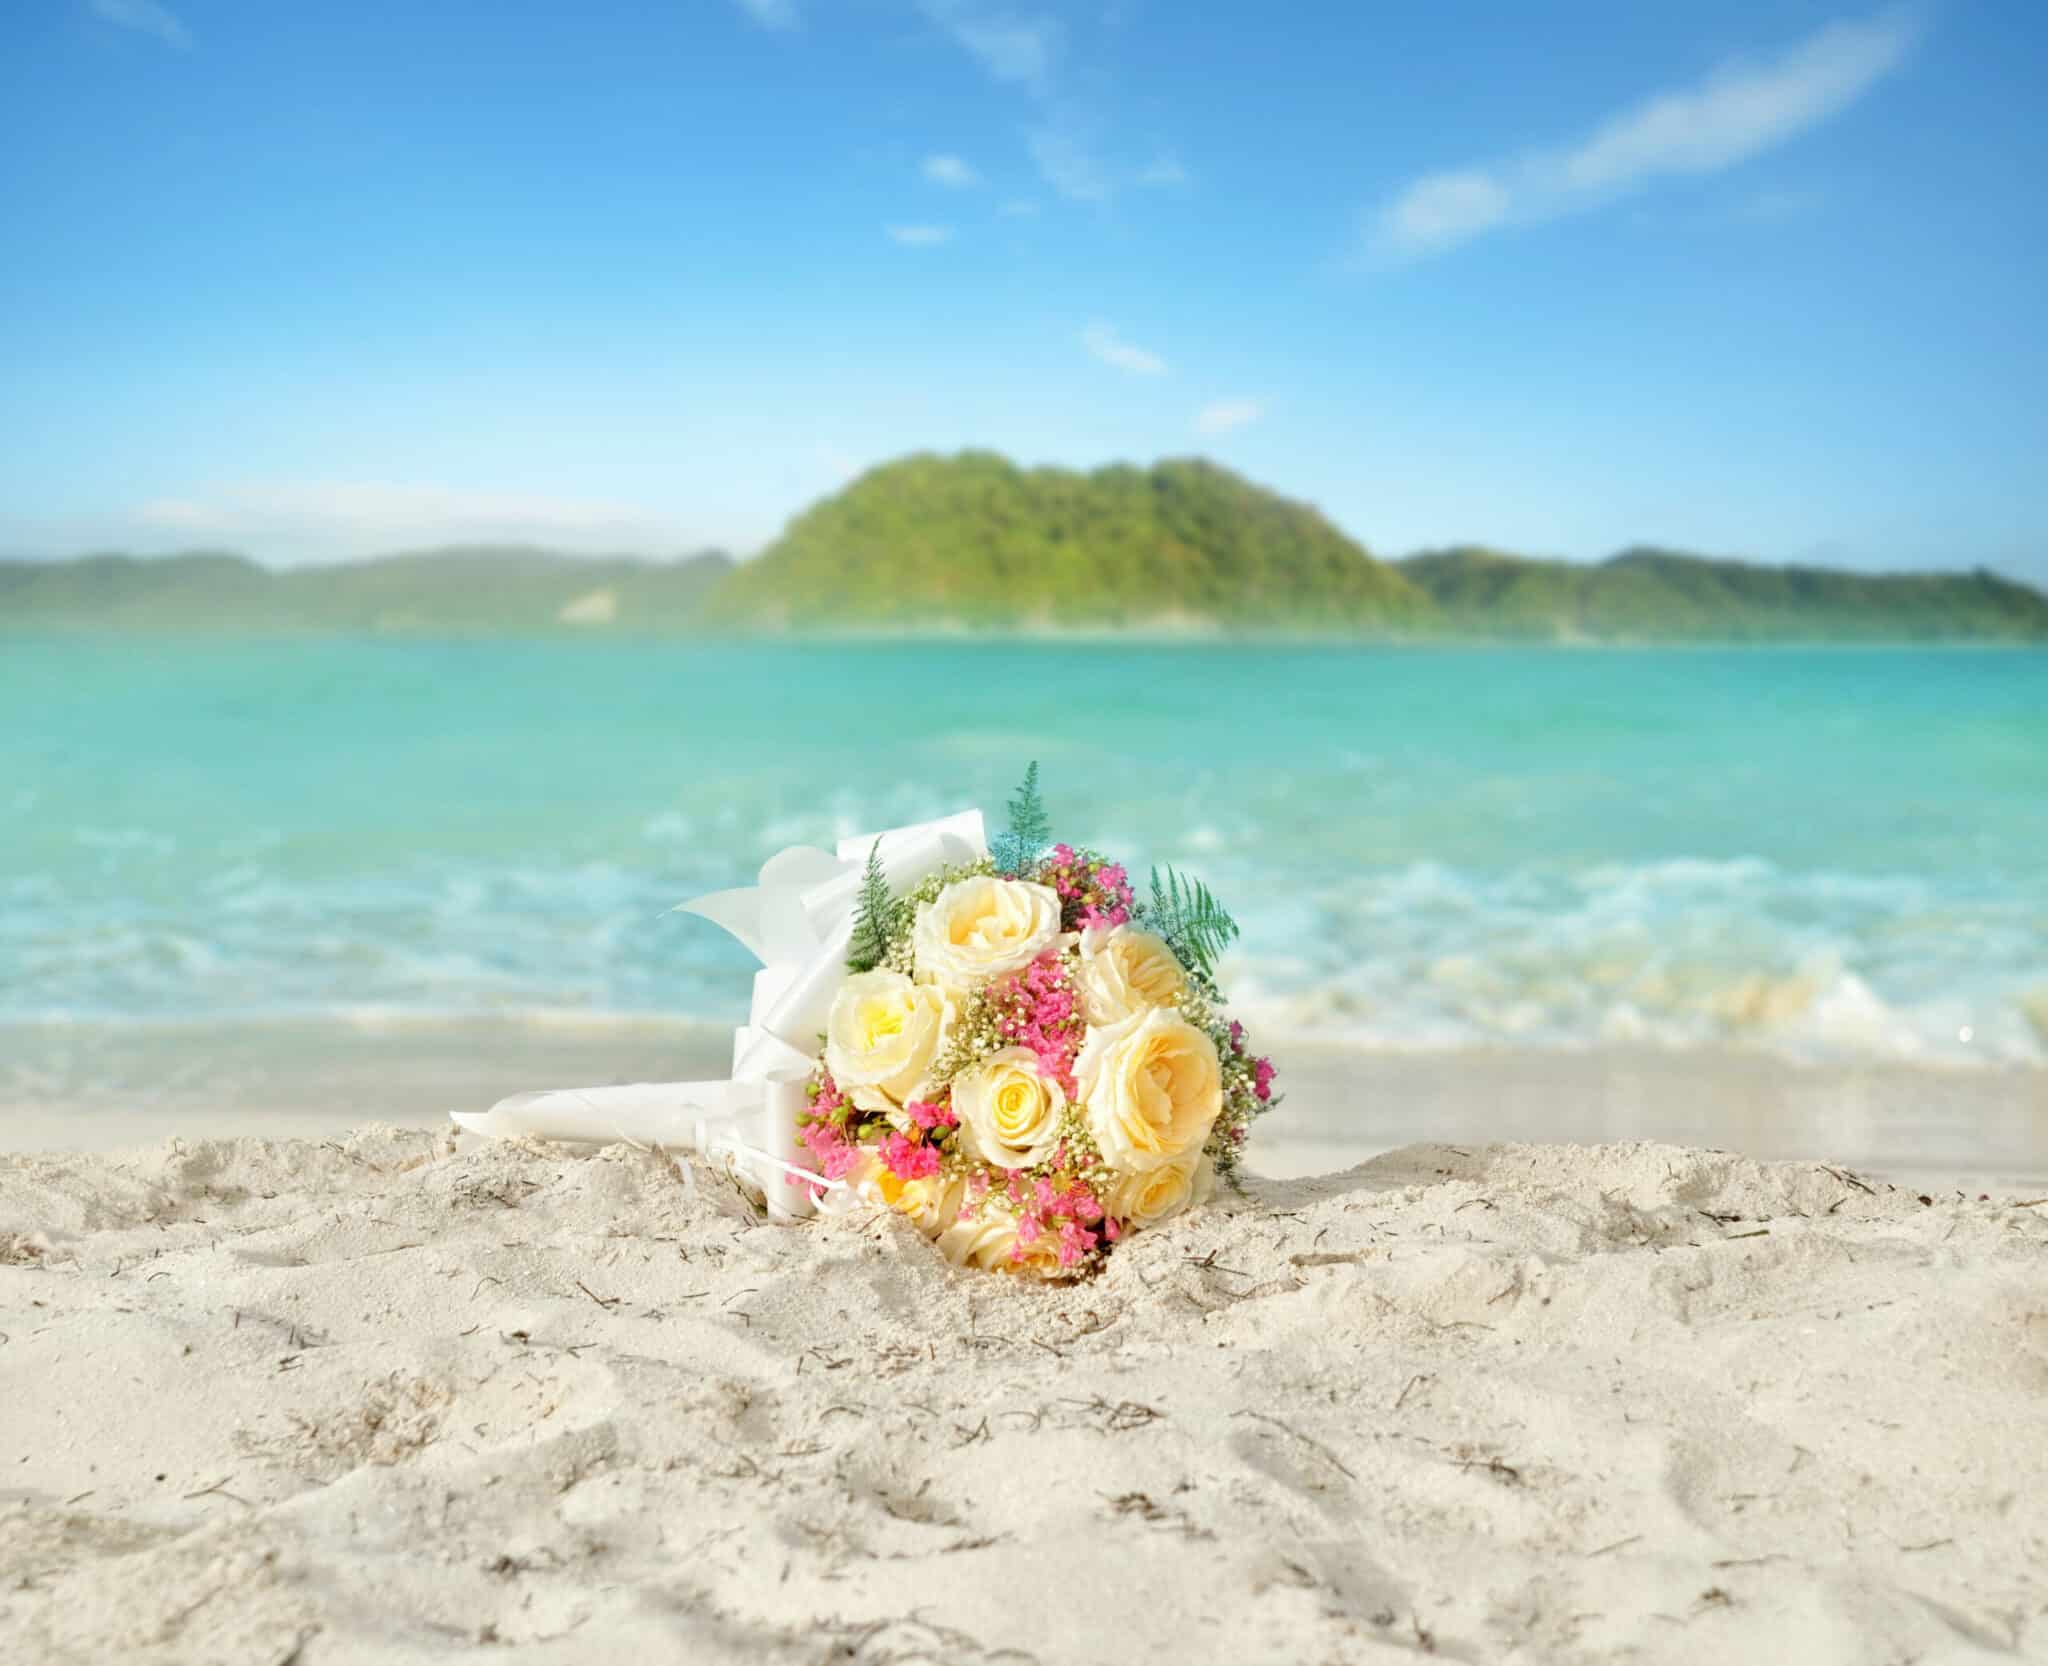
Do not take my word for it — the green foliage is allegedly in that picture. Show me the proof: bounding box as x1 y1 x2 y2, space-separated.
703 451 1436 632
704 450 2048 640
991 760 1053 874
0 547 734 635
845 840 894 974
1142 864 1240 983
1396 546 2048 642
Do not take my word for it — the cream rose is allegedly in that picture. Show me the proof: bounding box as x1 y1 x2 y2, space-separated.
952 1046 1066 1171
1102 1148 1215 1230
850 1155 968 1237
846 1087 913 1128
1076 924 1186 1026
934 1207 1065 1278
823 970 952 1105
911 875 1062 990
1075 1006 1223 1173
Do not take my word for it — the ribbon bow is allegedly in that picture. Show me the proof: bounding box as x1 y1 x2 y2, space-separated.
449 809 986 1218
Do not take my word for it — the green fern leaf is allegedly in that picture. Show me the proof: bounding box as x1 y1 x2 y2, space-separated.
845 840 894 972
992 760 1053 875
1143 863 1240 981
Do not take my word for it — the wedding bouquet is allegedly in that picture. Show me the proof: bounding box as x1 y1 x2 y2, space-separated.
795 767 1277 1276
454 766 1277 1279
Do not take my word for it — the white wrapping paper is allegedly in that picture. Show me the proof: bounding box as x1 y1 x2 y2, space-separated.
450 809 987 1219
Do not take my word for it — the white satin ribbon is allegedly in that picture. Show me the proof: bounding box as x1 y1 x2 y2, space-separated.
449 808 987 1219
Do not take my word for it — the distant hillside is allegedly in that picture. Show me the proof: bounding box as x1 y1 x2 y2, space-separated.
7 459 2044 641
1399 546 2048 642
0 546 734 633
705 451 1432 631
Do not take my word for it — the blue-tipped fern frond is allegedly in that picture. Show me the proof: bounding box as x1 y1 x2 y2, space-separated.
845 839 894 973
990 760 1054 876
1142 864 1239 982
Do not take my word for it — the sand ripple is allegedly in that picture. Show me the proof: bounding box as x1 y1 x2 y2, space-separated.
2 1128 2044 1663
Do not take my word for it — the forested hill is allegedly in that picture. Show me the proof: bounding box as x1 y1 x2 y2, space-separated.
1397 545 2048 642
0 547 733 633
703 451 1433 631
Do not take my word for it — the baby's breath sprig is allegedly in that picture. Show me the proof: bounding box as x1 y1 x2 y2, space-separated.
1204 1015 1278 1183
1047 1106 1110 1186
925 985 1005 1089
900 856 997 911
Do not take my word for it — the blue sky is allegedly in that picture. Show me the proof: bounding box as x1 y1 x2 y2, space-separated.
3 1 2045 578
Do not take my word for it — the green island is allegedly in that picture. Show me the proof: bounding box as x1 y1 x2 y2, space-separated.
7 451 2044 641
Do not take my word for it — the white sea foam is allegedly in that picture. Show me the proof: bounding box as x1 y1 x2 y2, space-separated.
640 810 695 844
1222 858 2046 1066
4 848 2040 1066
72 825 177 859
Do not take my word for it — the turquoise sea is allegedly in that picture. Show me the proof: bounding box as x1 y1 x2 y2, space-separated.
5 637 2046 1073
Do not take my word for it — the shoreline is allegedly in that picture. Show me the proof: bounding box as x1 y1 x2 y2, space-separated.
8 624 2048 647
7 1017 2046 1193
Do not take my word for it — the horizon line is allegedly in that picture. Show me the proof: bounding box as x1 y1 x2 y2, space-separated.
4 540 2039 593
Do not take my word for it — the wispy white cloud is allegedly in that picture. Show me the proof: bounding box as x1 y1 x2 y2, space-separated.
1136 153 1190 189
886 223 954 246
1195 398 1263 435
1028 126 1111 202
132 480 692 560
1737 184 1825 222
732 0 799 30
918 4 1162 212
1082 322 1167 376
922 154 981 188
920 0 1062 94
88 0 191 49
1380 172 1511 257
136 498 227 531
1372 10 1917 260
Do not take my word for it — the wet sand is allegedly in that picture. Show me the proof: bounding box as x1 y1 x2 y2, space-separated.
5 1017 2045 1193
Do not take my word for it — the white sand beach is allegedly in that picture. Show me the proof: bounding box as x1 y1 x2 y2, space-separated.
4 1125 2045 1663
